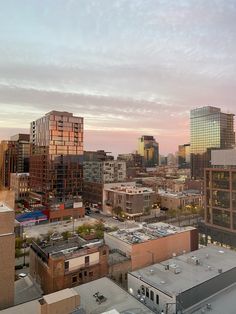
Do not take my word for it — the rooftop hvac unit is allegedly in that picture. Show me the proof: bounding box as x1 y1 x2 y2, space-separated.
187 256 201 265
169 263 181 274
206 303 212 310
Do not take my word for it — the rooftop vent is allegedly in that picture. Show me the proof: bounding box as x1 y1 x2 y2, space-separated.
218 268 223 274
187 256 201 265
169 263 181 274
206 303 212 310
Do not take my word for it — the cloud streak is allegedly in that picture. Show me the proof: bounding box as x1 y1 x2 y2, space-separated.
0 0 236 154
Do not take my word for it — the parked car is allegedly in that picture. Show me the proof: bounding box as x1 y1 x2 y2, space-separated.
18 273 27 278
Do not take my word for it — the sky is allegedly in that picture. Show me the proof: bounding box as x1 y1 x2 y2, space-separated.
0 0 236 155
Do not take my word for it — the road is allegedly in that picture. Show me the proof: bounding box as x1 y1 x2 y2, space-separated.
23 213 139 239
89 212 139 229
24 216 97 239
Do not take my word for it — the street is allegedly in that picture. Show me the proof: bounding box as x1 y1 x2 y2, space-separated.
23 213 139 239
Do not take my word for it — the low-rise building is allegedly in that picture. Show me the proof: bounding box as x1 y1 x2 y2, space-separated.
44 200 85 223
103 184 156 218
83 160 127 205
1 278 153 314
158 189 203 211
29 236 109 294
104 222 198 271
128 245 236 313
10 173 30 201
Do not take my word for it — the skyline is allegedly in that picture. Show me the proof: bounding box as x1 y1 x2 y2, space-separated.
1 1 236 155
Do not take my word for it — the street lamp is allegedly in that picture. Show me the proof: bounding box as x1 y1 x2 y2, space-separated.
23 232 28 267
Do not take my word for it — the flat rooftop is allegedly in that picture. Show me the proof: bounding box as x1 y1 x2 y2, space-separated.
108 250 130 265
106 186 154 194
190 283 236 314
0 202 14 212
33 237 103 259
130 245 236 296
158 189 201 198
74 277 153 314
108 222 195 245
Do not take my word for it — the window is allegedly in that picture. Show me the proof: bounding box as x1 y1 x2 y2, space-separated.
79 272 82 279
85 255 90 265
84 271 87 276
72 276 77 283
64 261 69 270
150 290 154 301
141 285 145 294
89 271 93 277
156 294 159 304
146 287 149 298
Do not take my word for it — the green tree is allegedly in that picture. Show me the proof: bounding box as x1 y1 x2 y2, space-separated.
112 206 122 217
62 231 70 240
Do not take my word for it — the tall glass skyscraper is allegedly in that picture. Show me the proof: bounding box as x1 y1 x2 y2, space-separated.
190 106 235 179
138 135 159 167
30 111 83 204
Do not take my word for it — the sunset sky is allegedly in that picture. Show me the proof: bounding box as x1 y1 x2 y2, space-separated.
0 0 236 155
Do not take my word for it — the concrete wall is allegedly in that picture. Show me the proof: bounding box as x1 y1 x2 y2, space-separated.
178 267 236 311
39 290 80 314
104 233 132 257
128 273 175 313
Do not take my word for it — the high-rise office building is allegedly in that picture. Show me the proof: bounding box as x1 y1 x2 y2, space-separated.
178 144 190 169
30 111 83 204
138 135 159 167
0 141 17 187
0 134 30 188
10 134 30 173
190 106 235 179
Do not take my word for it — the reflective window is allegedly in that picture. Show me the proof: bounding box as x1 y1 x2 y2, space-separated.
212 171 229 189
212 208 230 228
212 190 230 209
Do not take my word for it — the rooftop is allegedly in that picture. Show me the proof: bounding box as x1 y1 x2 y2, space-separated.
108 222 194 245
74 277 153 314
190 283 236 314
158 189 201 198
130 245 236 296
108 250 130 265
32 236 104 259
106 186 154 195
1 279 153 314
0 202 14 212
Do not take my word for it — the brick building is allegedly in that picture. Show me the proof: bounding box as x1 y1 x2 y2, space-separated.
0 203 15 310
30 236 109 294
105 222 198 271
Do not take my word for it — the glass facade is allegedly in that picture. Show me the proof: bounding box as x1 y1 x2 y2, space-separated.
190 106 235 178
138 135 159 167
178 143 190 169
205 168 236 232
30 111 83 204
